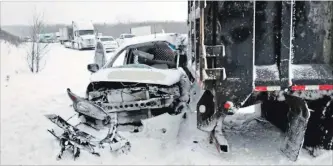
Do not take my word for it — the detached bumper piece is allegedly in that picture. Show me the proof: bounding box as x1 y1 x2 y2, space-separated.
45 114 130 160
45 88 131 160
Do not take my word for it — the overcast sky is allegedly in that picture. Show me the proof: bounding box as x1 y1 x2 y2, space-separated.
1 0 188 26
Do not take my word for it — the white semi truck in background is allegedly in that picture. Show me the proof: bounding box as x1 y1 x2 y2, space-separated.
59 20 96 50
72 20 96 50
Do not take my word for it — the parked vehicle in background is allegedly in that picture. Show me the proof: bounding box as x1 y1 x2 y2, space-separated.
71 20 96 50
59 27 72 44
23 36 32 42
130 26 152 36
55 32 60 42
59 20 96 50
38 33 55 43
116 33 135 46
96 36 118 52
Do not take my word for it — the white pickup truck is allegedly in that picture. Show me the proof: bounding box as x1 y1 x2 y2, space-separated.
116 33 135 47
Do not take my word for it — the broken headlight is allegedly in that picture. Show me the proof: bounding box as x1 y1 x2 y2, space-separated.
67 88 108 120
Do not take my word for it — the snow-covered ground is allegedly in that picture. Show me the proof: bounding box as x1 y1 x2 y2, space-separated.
1 41 332 165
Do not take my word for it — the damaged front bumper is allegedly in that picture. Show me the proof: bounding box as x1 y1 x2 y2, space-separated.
101 95 175 113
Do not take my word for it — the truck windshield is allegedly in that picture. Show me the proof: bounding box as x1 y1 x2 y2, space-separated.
101 37 114 41
79 30 94 36
124 34 135 38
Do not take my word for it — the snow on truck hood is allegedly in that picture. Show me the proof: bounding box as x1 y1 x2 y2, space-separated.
90 66 184 86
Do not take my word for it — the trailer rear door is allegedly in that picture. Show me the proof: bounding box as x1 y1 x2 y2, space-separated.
254 1 333 91
289 1 333 90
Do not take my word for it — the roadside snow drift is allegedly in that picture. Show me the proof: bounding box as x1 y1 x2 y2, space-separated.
0 41 332 165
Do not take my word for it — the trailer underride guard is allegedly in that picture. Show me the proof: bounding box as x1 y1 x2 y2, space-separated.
45 0 332 162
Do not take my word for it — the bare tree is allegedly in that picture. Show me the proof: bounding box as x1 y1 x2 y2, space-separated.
26 11 49 73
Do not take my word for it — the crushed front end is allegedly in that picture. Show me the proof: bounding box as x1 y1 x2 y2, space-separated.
45 72 191 160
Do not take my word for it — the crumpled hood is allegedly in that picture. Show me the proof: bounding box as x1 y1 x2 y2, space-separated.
81 35 95 40
90 67 184 86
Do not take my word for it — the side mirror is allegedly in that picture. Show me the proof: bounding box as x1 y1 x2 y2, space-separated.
87 63 99 73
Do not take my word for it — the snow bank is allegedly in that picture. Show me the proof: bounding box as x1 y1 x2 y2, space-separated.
0 41 29 85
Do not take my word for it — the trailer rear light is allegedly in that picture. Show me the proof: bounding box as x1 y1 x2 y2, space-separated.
291 85 306 91
291 85 333 91
254 86 281 92
319 85 333 90
255 86 267 91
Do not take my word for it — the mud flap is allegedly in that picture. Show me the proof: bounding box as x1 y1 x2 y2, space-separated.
196 90 229 153
197 90 218 131
281 94 311 161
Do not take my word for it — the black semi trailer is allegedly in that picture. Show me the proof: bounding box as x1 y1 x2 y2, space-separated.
189 0 333 161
